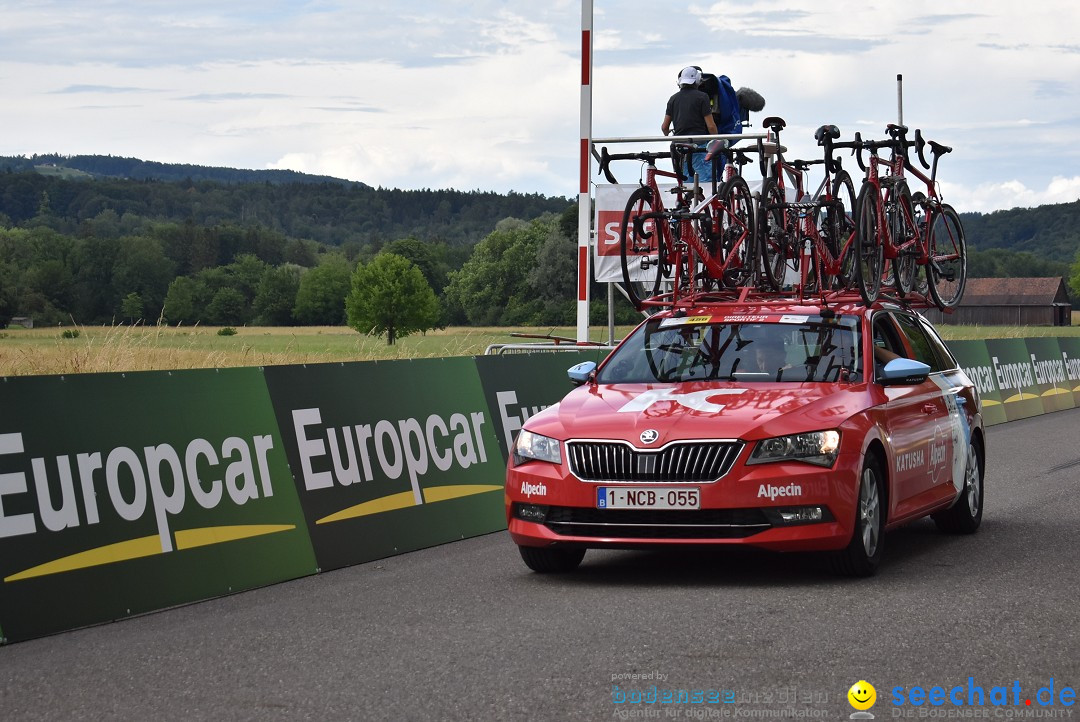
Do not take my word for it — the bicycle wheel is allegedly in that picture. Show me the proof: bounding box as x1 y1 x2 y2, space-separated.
715 175 755 288
889 181 918 296
853 184 884 305
826 170 858 290
619 186 666 310
925 203 968 309
757 177 788 291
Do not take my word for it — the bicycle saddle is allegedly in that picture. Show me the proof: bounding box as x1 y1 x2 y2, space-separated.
704 139 728 161
814 124 840 143
763 116 786 131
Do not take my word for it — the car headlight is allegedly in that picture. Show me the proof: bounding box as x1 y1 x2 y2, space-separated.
748 430 841 468
513 430 562 466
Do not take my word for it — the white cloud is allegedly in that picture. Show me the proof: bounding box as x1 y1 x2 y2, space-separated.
2 1 1080 209
944 176 1080 213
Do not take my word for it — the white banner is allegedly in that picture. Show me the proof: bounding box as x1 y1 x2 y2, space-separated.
593 180 767 283
593 184 675 283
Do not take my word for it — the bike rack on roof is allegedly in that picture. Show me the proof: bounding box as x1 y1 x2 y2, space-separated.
635 287 950 314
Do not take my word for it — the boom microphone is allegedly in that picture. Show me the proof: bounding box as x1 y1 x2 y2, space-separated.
736 87 766 112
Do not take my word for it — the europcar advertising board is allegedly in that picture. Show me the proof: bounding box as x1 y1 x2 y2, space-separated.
1024 337 1075 413
0 369 316 642
475 350 603 461
984 339 1047 421
263 359 506 572
1057 337 1080 407
947 340 1007 426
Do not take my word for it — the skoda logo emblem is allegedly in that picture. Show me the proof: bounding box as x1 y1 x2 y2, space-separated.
640 429 659 445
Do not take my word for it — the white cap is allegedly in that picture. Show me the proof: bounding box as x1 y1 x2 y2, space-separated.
678 66 702 86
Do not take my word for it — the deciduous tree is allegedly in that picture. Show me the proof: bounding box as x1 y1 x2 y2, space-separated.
346 253 440 345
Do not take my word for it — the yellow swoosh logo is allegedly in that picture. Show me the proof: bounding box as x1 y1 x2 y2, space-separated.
175 524 296 550
315 484 502 525
5 524 295 583
1003 392 1040 403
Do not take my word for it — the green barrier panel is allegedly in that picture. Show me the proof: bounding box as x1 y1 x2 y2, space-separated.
984 339 1046 421
263 358 507 572
947 340 1007 426
1025 338 1075 413
1056 337 1080 407
0 369 316 643
475 350 604 462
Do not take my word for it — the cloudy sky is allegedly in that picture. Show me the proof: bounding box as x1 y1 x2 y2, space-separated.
2 0 1078 213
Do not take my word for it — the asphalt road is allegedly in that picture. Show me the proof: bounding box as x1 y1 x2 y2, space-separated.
2 408 1079 721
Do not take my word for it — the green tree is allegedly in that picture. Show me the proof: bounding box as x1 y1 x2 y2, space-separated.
225 253 269 304
527 223 577 325
293 254 352 325
380 237 450 294
112 235 176 321
254 264 302 325
443 216 554 325
1070 249 1080 298
121 292 143 322
0 259 16 327
206 287 247 325
163 276 207 325
346 253 440 344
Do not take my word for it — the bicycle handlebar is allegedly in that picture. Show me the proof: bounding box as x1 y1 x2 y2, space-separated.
598 146 674 183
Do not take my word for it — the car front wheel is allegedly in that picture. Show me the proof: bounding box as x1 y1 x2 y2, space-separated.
832 455 884 577
518 545 586 573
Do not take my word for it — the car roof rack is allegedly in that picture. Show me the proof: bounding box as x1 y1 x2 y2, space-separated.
639 287 950 314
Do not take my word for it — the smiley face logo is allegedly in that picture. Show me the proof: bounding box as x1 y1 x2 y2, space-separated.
847 680 877 711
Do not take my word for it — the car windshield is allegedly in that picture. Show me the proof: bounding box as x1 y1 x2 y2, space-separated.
597 315 862 384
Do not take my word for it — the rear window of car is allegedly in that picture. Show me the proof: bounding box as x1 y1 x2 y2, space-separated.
917 316 959 371
598 315 862 384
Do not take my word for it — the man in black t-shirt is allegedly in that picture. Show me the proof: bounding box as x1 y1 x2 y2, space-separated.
661 66 718 182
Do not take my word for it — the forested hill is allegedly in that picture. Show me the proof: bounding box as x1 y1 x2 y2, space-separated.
960 199 1080 263
0 166 572 248
0 153 357 186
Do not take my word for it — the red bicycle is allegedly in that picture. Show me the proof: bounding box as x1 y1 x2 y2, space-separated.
851 124 967 308
600 142 756 310
756 119 858 297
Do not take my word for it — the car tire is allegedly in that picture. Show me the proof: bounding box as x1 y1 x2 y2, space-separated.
932 437 983 534
518 545 586 573
832 455 885 577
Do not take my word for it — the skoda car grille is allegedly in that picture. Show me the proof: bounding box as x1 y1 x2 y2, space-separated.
565 440 742 483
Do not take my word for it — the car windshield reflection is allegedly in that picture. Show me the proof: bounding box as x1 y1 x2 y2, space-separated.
598 316 862 384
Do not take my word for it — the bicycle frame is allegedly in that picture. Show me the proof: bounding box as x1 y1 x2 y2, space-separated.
758 119 858 300
617 145 757 308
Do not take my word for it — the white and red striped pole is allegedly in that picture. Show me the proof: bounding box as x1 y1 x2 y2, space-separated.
576 0 593 344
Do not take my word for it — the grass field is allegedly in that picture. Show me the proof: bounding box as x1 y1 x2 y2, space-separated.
0 324 627 376
2 317 1078 376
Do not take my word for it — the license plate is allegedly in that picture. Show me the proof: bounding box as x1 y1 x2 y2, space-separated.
597 487 701 510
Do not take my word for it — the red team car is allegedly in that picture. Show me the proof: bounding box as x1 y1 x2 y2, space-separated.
505 299 984 576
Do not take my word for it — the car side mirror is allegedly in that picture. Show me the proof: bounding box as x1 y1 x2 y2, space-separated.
567 361 597 386
878 358 931 386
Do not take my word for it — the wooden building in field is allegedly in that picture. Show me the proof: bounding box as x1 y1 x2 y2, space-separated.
922 277 1072 326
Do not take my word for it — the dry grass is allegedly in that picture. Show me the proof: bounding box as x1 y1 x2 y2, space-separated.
3 317 1077 376
934 323 1080 341
0 324 626 377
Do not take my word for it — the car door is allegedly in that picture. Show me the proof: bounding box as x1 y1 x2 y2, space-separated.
870 312 934 520
918 315 976 504
887 312 956 515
